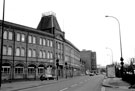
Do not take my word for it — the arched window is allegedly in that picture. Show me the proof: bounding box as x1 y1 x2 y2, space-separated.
33 36 36 44
32 49 36 57
28 35 32 43
28 49 32 57
3 46 7 55
3 31 7 39
8 31 13 40
43 39 46 45
21 48 25 56
39 38 42 45
39 50 43 58
17 33 21 41
43 51 46 58
47 51 50 59
7 46 12 55
16 47 20 56
21 34 25 42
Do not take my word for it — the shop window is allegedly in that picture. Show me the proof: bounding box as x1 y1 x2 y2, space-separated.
38 68 44 74
15 67 23 74
2 66 10 74
28 67 35 74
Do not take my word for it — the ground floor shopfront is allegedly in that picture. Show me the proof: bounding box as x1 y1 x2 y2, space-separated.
2 60 82 82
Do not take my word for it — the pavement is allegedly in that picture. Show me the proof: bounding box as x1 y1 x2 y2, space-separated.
102 77 135 90
0 78 71 91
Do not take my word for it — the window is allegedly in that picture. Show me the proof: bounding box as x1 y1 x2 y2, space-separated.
38 68 44 74
8 31 13 40
3 46 7 55
33 49 36 57
28 49 32 57
43 39 46 46
21 34 25 42
28 67 35 74
15 67 23 74
16 48 20 56
33 36 36 44
57 53 59 59
43 51 46 58
50 40 53 47
50 52 53 59
2 66 10 74
7 46 12 55
39 38 42 45
58 43 60 49
47 51 50 59
17 33 21 41
39 50 42 58
28 35 32 43
21 48 25 56
61 44 63 50
47 39 50 46
3 31 7 39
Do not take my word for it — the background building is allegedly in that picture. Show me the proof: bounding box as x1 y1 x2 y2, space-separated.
80 50 97 74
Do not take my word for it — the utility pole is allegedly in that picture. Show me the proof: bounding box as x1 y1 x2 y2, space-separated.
0 0 5 88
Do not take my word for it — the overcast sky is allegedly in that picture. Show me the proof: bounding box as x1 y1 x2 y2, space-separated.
1 0 135 66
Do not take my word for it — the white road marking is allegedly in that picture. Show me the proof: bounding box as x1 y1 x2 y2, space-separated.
71 84 78 87
79 82 83 84
101 87 105 91
59 87 68 91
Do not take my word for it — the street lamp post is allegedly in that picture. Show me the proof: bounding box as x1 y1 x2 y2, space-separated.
0 0 5 88
105 15 124 77
106 47 113 64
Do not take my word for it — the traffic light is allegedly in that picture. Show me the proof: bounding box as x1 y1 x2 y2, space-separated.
65 62 67 66
56 59 59 67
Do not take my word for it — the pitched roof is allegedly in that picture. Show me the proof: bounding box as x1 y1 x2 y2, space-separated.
37 15 61 31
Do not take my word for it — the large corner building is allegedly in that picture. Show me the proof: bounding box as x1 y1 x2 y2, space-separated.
0 13 82 81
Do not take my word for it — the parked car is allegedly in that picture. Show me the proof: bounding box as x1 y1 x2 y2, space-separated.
89 73 94 76
40 74 56 81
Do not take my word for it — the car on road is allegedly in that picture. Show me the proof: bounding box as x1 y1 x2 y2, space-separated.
89 73 94 76
40 74 56 81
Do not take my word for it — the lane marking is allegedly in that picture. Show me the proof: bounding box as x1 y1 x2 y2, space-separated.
79 82 83 84
59 87 68 91
71 84 78 87
101 87 105 91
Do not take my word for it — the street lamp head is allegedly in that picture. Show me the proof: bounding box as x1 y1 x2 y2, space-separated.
105 15 109 17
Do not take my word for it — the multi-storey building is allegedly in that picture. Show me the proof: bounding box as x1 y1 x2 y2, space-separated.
0 12 81 81
80 50 97 74
64 40 81 77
